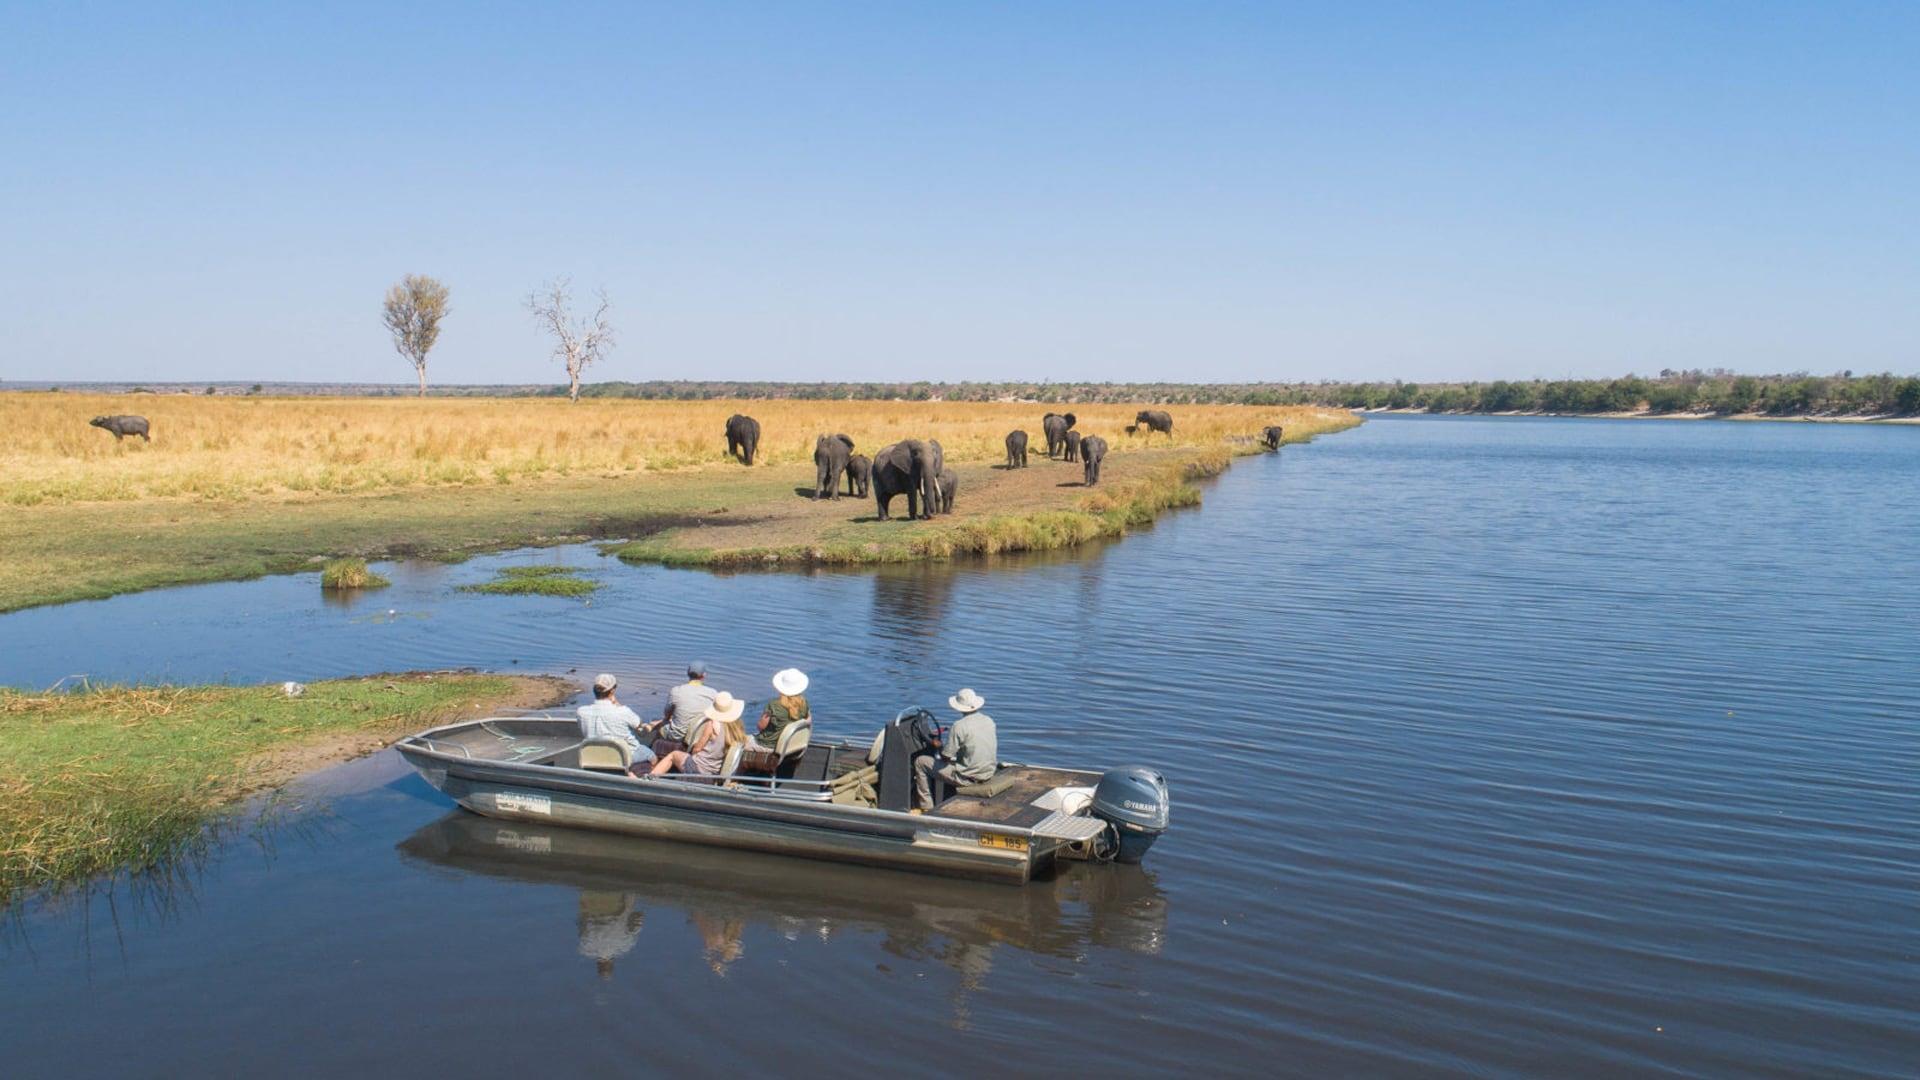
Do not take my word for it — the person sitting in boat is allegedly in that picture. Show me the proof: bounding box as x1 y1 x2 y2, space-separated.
576 673 655 775
740 668 810 773
652 661 717 759
912 688 997 812
648 691 748 780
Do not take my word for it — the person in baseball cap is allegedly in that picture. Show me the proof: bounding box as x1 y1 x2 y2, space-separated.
575 673 655 775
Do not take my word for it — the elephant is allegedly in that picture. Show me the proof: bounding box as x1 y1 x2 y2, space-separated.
1041 412 1077 458
814 433 855 499
90 415 151 441
1124 424 1140 437
845 453 872 497
1134 410 1173 438
1261 425 1284 450
1063 430 1081 463
725 414 761 465
1004 429 1029 468
935 467 958 515
1080 435 1109 486
871 438 944 520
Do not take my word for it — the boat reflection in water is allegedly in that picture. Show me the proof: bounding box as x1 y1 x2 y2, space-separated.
398 810 1166 991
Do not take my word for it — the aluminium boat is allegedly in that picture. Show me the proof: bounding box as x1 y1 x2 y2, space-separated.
394 712 1170 885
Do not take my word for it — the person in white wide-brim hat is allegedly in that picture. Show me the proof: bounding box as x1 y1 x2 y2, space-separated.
756 668 811 751
913 688 999 812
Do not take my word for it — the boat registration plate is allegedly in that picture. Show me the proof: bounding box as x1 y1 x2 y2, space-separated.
977 832 1028 852
496 792 552 816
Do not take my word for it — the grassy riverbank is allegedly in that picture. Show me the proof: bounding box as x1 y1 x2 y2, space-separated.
0 396 1353 611
0 672 569 906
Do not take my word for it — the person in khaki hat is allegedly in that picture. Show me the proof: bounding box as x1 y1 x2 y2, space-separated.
649 691 749 779
913 688 997 812
575 673 656 775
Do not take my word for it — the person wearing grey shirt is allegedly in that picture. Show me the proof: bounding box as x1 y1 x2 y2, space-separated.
654 662 718 758
913 687 998 811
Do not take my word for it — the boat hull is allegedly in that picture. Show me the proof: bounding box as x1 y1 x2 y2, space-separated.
395 720 1055 884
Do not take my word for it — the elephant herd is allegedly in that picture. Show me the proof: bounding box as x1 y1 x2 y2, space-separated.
723 407 1185 522
1002 410 1146 487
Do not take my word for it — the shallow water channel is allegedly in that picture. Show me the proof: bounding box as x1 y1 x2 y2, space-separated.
4 414 1917 1076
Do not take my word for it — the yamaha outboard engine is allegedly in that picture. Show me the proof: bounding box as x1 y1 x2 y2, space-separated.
1091 767 1170 863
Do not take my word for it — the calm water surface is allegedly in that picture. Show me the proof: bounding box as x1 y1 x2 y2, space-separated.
4 415 1916 1076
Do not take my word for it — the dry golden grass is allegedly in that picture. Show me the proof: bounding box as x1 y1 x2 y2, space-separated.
1 394 1336 506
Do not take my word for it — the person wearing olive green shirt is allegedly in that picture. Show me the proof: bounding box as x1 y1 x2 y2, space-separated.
913 687 997 811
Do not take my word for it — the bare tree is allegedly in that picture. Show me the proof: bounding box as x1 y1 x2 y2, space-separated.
525 277 615 402
381 274 451 397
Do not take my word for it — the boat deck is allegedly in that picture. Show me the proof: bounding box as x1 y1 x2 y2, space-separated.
934 766 1098 828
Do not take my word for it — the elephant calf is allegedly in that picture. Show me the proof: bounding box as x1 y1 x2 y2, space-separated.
1064 430 1081 463
1080 435 1109 486
814 433 855 499
725 414 761 465
935 467 958 515
90 414 151 441
845 453 872 497
1261 425 1284 450
1004 429 1028 468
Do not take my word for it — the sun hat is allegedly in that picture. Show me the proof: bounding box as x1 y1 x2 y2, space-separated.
704 691 746 723
948 688 985 713
592 673 618 693
772 668 809 697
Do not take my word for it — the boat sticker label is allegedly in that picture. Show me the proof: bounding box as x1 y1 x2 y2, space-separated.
495 792 552 816
977 832 1029 852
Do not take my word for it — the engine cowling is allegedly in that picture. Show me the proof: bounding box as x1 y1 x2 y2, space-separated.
1091 767 1170 863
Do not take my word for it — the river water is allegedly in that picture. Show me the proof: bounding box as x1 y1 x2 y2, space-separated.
3 414 1916 1076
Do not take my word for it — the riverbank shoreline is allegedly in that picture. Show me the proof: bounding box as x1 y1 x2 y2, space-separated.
1359 407 1920 424
0 672 572 907
0 399 1355 613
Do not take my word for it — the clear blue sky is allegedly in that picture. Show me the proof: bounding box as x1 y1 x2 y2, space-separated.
2 2 1915 385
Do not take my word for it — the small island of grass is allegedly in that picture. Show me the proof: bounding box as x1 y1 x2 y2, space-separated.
459 565 600 597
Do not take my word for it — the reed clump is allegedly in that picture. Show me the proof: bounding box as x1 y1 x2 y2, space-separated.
0 674 546 907
319 557 389 590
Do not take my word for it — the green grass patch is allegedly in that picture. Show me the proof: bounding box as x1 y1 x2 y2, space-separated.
319 557 389 590
459 565 601 596
0 673 556 908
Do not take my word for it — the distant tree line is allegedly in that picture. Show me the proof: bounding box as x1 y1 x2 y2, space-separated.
523 370 1920 417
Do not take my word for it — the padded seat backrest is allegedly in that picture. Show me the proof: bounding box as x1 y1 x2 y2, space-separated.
775 719 812 759
720 742 745 780
577 737 632 774
868 727 887 765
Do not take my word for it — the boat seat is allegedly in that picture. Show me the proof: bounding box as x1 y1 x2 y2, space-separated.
577 737 633 775
767 720 812 788
949 770 1014 799
868 727 888 764
719 742 746 787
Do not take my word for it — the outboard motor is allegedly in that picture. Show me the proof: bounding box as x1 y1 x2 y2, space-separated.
1091 767 1170 863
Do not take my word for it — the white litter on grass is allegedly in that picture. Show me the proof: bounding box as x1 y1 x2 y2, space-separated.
282 681 306 697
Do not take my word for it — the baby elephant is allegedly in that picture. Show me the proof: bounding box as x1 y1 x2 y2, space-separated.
1261 425 1284 450
845 453 872 497
1064 430 1081 463
935 467 959 515
1080 435 1108 486
1004 429 1028 468
90 414 151 442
